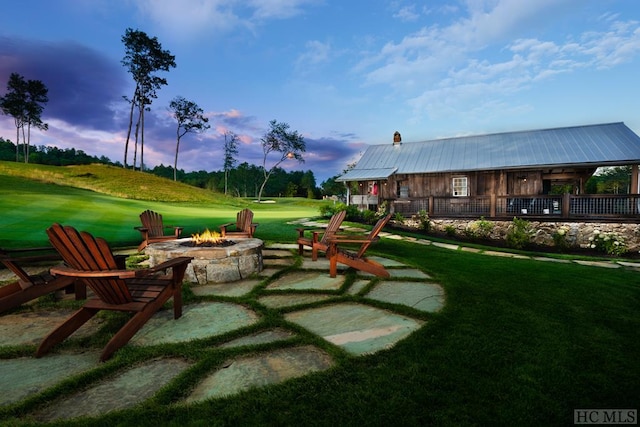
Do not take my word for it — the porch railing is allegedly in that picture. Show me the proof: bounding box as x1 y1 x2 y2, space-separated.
375 194 640 220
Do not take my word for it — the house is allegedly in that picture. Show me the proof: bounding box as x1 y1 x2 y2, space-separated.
337 123 640 220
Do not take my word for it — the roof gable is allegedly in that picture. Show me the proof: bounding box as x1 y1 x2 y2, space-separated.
339 122 640 181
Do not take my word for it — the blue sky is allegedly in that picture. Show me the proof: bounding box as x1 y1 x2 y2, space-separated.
1 0 639 184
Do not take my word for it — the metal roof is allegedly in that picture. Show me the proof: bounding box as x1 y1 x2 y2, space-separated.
337 122 640 181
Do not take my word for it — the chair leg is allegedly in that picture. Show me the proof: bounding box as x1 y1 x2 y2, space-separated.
172 285 183 319
329 255 338 278
36 307 98 357
99 294 171 362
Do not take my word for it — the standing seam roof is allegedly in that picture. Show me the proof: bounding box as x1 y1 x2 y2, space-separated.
342 122 640 178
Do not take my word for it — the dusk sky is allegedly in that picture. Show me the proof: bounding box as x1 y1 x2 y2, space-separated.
1 0 640 183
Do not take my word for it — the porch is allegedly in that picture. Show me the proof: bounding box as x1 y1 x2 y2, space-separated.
379 194 640 221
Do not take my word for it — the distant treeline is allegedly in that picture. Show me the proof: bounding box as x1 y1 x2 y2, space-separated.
0 138 342 198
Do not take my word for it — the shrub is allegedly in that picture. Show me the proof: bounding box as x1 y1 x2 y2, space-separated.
394 213 405 225
344 204 362 222
376 201 389 219
444 225 456 237
319 202 346 218
588 230 628 256
417 210 431 232
464 216 494 240
362 209 377 224
552 226 571 252
505 217 534 249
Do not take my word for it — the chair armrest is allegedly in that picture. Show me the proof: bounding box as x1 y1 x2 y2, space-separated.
296 227 321 237
50 257 192 279
134 226 148 232
50 265 137 279
328 235 370 242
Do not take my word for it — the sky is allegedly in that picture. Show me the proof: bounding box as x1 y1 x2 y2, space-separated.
1 0 640 184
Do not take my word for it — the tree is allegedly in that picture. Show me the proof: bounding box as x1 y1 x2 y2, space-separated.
168 96 210 181
321 175 348 197
586 166 632 194
121 28 176 170
24 79 49 163
223 131 239 195
257 120 305 202
300 170 317 198
0 73 48 163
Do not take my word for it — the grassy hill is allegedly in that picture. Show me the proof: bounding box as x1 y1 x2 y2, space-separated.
0 161 326 248
0 161 228 203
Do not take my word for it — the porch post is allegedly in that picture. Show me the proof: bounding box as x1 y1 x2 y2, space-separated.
562 193 571 218
489 194 496 217
345 184 351 206
631 164 639 194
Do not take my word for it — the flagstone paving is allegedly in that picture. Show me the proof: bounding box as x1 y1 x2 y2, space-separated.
1 219 638 423
0 241 443 423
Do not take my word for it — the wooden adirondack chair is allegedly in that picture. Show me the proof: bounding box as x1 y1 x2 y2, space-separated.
0 247 86 313
327 213 392 278
37 223 193 362
135 210 184 251
219 208 258 238
296 210 346 261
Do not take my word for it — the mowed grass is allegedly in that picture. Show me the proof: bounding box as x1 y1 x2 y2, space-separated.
0 161 323 247
0 162 639 426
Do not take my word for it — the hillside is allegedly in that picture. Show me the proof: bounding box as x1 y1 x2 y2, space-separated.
0 161 227 203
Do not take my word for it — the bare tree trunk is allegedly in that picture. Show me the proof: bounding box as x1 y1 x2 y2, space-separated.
123 88 137 168
140 106 145 171
132 109 141 170
21 125 27 163
14 123 19 162
174 126 180 181
25 122 31 163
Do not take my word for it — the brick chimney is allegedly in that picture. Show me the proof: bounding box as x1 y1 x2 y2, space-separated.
393 131 401 145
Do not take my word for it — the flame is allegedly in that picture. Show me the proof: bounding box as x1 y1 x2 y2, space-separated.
191 229 223 245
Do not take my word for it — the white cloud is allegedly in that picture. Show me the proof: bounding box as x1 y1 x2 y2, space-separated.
132 0 318 41
356 0 640 125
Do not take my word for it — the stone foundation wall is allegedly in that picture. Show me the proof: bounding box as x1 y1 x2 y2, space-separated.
399 216 640 253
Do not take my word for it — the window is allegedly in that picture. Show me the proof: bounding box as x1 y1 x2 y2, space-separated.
452 177 468 197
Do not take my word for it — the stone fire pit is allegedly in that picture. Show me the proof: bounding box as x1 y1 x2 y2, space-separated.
145 238 263 284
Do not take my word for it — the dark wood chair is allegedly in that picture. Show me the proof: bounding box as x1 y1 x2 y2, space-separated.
219 208 258 238
297 210 346 261
37 223 192 362
135 210 183 251
0 247 86 313
327 214 392 278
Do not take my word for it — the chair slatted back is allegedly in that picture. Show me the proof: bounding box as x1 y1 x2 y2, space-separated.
237 209 254 233
47 224 133 304
140 210 165 238
356 213 392 258
320 210 346 244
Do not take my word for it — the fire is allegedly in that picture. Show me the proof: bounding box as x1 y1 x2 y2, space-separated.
191 229 223 245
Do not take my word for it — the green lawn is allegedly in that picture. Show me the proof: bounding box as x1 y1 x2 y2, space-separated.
1 163 639 426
